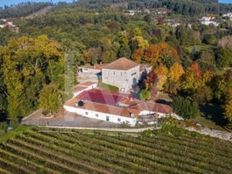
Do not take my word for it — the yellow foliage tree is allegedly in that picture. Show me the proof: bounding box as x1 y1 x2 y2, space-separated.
154 64 168 90
169 63 185 82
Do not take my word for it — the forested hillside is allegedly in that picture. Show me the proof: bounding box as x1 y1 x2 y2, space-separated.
0 2 52 18
78 0 231 15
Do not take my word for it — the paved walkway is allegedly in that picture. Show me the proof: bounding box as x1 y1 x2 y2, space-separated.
22 110 121 128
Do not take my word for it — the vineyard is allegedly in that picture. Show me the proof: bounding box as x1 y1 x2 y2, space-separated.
0 127 232 174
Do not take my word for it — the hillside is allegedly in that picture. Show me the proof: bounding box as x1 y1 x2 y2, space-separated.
0 2 52 18
77 0 230 14
0 127 232 174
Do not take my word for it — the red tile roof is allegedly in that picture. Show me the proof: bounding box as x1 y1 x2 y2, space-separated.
131 102 173 114
78 89 128 106
65 88 173 118
64 97 140 117
103 57 139 70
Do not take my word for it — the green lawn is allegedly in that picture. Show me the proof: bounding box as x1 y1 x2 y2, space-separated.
98 82 119 92
0 126 231 174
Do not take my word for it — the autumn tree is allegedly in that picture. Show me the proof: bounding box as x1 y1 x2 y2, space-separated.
0 35 64 121
154 64 169 90
144 43 179 66
84 47 102 64
132 48 144 63
169 63 185 83
39 84 62 114
165 63 185 94
224 88 232 126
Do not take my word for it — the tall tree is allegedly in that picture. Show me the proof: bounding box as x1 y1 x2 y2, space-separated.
39 84 62 114
0 35 64 121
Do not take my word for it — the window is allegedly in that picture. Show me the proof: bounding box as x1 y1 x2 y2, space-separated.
106 116 109 122
95 113 99 117
131 72 136 76
117 118 121 122
85 112 88 115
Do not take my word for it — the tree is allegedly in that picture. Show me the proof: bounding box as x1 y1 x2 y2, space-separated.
154 64 169 90
144 43 179 66
132 48 144 63
169 63 185 82
0 35 64 121
39 84 62 114
224 88 232 126
216 48 232 69
197 49 216 71
193 86 213 104
130 36 149 52
139 89 151 101
84 47 102 64
172 96 200 119
217 35 232 50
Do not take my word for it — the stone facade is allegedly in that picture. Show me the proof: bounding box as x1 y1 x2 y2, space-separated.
102 65 140 93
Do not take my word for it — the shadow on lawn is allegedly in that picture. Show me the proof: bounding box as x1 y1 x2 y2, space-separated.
200 102 228 127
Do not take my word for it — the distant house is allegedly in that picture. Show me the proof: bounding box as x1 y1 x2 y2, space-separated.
223 13 232 21
199 16 219 26
0 19 19 33
165 19 181 28
102 58 140 93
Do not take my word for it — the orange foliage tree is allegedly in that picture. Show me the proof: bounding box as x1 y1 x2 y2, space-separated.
144 42 179 66
190 62 202 79
132 48 144 63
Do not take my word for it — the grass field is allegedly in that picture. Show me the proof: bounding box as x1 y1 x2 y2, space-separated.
0 127 232 174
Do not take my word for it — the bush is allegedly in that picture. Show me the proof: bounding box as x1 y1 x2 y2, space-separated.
0 122 8 136
172 96 200 119
139 89 151 101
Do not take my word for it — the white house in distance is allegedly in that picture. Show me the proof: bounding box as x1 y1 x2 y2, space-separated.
199 16 219 26
102 57 140 93
223 13 232 21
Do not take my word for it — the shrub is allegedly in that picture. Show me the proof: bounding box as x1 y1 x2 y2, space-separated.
139 89 151 101
172 96 200 119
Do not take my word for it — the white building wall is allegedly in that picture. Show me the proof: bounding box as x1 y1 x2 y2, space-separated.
139 110 167 118
73 83 97 97
64 105 137 126
102 65 140 93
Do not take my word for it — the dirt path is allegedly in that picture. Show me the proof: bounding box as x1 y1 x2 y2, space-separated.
37 125 156 133
185 126 232 142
